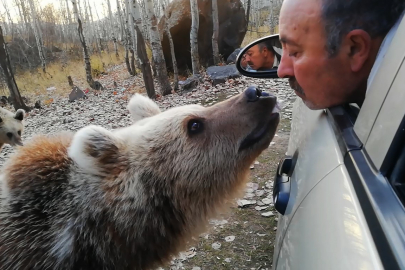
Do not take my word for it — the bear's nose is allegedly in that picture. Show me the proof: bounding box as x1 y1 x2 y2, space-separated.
245 86 269 102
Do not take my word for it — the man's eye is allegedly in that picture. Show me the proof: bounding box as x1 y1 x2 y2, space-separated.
289 52 298 57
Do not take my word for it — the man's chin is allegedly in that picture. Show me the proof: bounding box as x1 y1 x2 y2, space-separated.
303 99 323 110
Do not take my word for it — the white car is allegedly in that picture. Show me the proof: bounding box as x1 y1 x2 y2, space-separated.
236 15 405 270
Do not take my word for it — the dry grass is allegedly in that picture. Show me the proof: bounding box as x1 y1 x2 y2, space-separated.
6 44 125 98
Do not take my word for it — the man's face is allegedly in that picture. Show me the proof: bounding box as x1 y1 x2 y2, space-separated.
245 45 266 70
277 0 361 109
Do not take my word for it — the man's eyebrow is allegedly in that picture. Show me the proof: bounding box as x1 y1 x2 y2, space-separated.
279 37 300 47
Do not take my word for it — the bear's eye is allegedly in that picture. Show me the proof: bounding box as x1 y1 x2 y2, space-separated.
187 119 204 135
18 130 21 136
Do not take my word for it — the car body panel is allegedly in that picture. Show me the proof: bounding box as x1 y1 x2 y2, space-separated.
273 99 344 261
275 165 383 270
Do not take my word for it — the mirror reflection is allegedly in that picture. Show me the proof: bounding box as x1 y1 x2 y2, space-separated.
240 39 282 73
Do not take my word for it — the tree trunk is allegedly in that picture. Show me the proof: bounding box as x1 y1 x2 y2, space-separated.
27 0 46 73
88 0 101 55
130 0 155 99
116 0 126 42
0 26 30 112
124 0 137 75
161 3 178 90
130 48 136 75
135 26 155 99
211 0 220 65
71 0 102 90
106 0 119 58
144 0 172 95
189 0 200 75
268 0 275 34
246 0 251 27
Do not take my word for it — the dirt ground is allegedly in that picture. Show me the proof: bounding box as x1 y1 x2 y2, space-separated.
162 117 291 270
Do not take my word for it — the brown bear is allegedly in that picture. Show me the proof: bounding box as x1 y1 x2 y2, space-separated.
0 87 280 270
0 107 25 151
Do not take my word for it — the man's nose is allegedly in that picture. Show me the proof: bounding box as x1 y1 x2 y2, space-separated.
277 52 294 78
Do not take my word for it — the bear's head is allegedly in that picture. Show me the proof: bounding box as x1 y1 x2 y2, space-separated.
69 86 279 222
0 108 25 147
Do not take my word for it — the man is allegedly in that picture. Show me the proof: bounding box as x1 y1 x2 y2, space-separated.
243 42 277 71
277 0 405 110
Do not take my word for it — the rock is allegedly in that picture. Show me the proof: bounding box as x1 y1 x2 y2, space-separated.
179 75 200 91
207 65 240 86
262 198 272 205
0 96 8 105
237 199 256 207
254 161 260 165
226 48 243 64
34 100 41 109
159 0 247 72
250 164 254 169
47 86 56 91
224 258 232 263
69 86 86 102
93 81 104 90
212 242 221 250
209 219 228 226
225 235 235 242
183 248 197 258
255 206 268 211
261 211 275 217
255 190 264 197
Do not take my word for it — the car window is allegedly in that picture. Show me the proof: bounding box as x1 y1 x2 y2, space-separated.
354 16 405 144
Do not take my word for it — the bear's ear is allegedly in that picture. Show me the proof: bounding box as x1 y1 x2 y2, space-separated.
14 109 25 121
68 125 121 176
127 93 161 123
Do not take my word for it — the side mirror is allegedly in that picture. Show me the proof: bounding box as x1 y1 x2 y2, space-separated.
236 34 282 78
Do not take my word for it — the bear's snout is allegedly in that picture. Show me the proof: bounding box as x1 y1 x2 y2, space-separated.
244 86 274 102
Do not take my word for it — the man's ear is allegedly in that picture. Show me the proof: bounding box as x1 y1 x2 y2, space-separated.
345 29 372 72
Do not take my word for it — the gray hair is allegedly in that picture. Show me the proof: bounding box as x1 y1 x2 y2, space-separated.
321 0 405 56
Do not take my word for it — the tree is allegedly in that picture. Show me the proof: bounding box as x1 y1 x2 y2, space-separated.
144 0 172 95
189 0 200 75
0 26 30 112
106 0 119 57
71 0 102 90
129 0 155 99
161 3 178 90
27 0 46 72
211 0 220 65
245 0 251 28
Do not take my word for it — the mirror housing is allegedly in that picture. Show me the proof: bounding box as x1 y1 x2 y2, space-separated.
236 34 282 79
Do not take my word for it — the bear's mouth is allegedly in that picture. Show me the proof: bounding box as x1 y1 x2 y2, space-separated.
238 112 279 152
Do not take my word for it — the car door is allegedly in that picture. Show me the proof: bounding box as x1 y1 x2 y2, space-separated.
272 100 383 269
272 15 405 269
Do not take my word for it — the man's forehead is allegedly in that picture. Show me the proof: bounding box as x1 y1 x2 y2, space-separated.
279 0 323 43
247 45 259 53
280 0 322 27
